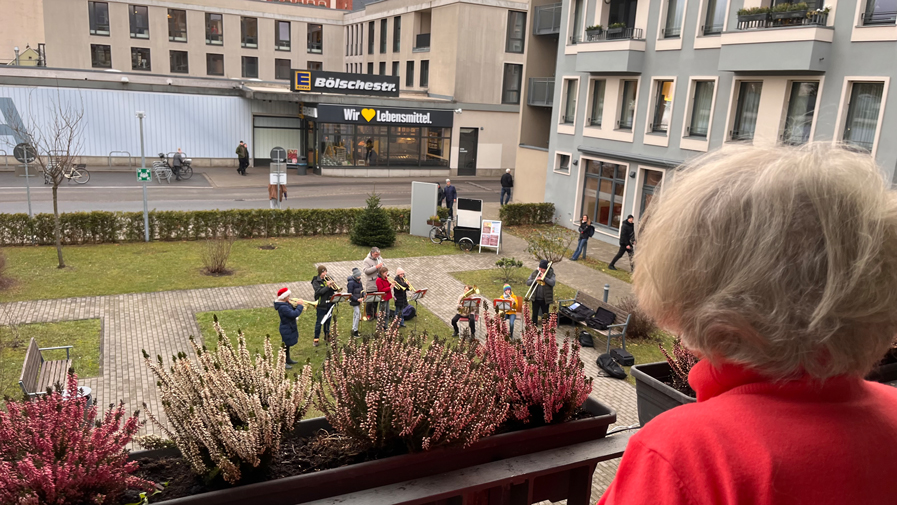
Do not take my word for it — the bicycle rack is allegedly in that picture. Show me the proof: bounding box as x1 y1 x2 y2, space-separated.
0 149 8 167
108 151 133 168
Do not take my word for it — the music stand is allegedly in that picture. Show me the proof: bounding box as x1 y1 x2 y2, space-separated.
409 289 427 332
493 299 512 337
363 292 385 331
329 293 352 321
460 298 482 340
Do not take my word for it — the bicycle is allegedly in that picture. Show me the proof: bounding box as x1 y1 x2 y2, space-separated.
43 162 90 185
429 218 475 252
152 153 194 183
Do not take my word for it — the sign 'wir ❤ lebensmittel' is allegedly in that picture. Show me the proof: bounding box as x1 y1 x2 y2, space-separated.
291 70 400 97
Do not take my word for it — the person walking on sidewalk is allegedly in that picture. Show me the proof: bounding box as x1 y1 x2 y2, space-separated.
609 215 636 272
347 268 364 337
526 260 556 326
362 247 384 321
444 179 457 219
172 148 186 181
236 141 250 176
311 265 337 347
273 287 303 369
500 169 513 206
571 215 595 261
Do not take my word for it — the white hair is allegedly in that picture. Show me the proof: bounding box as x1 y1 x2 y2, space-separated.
634 143 897 380
506 169 511 173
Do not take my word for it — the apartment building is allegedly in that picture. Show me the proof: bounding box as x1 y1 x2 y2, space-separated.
516 0 897 244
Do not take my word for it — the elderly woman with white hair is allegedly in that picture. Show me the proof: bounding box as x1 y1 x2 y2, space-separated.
598 144 897 504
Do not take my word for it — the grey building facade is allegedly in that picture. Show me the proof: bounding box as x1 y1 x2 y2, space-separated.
536 0 897 245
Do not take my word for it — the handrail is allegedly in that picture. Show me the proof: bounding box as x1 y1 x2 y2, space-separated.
0 149 7 167
108 151 133 168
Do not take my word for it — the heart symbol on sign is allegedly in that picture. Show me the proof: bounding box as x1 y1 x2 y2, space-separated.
361 109 376 122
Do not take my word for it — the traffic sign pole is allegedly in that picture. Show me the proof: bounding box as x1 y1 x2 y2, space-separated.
24 154 32 218
137 112 149 242
13 143 35 218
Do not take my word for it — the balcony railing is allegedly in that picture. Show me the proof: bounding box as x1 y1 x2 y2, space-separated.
527 77 555 107
736 11 828 30
577 27 644 43
863 10 897 25
534 3 562 35
414 33 431 51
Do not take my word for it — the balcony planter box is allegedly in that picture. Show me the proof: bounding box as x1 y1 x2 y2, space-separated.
737 12 770 22
585 28 603 39
631 362 696 426
605 27 624 37
128 397 616 505
770 9 808 20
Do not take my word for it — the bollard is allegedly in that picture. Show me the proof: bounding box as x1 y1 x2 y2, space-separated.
603 284 610 303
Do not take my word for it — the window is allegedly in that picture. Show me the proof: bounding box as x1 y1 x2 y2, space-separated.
864 0 897 25
90 44 111 68
571 0 584 43
276 21 291 50
555 153 571 174
368 21 375 54
206 13 223 45
502 64 523 104
380 19 387 53
308 24 323 53
406 61 414 87
732 81 762 141
563 79 578 124
367 62 374 74
242 56 258 78
308 61 323 70
843 82 884 152
420 60 429 87
651 80 674 133
131 47 151 71
393 17 401 52
88 2 109 36
664 0 684 37
618 80 637 130
392 61 399 77
589 80 606 126
379 61 386 75
506 11 526 53
129 5 149 39
169 50 188 73
275 59 291 80
782 82 818 145
688 81 715 137
241 17 258 48
582 161 626 229
206 53 224 75
168 9 187 42
704 0 727 35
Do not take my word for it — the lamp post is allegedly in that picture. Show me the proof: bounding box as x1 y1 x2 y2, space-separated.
136 111 149 242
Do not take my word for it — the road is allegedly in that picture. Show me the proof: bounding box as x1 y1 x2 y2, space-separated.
0 171 504 213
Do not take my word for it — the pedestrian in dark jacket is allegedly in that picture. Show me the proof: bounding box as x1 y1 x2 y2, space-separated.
274 287 303 369
525 260 556 325
571 215 595 261
347 268 363 337
444 179 458 218
609 215 636 272
392 268 410 328
437 184 445 208
236 141 249 175
500 169 513 206
311 265 337 346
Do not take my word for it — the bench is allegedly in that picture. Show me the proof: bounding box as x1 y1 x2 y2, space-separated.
558 291 631 354
19 338 74 398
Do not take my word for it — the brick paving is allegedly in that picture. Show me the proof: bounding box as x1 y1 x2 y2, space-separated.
0 231 638 502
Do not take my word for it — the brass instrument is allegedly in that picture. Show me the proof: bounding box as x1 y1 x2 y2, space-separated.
391 275 414 291
524 262 553 302
324 273 341 292
290 298 317 308
457 286 480 316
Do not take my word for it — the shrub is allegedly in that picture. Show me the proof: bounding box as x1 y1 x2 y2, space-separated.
738 6 770 15
200 235 236 275
317 320 509 452
615 296 657 339
142 319 315 484
585 24 603 31
525 225 575 263
0 372 153 505
659 337 700 397
350 193 397 249
495 257 524 283
498 203 555 226
609 22 626 28
481 308 592 424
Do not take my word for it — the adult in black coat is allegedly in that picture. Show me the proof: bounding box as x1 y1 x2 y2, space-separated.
500 169 513 206
571 215 595 261
444 179 458 218
274 287 304 369
609 215 636 272
312 265 338 346
437 184 445 208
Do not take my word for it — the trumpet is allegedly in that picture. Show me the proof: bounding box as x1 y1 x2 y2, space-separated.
290 298 318 308
524 262 553 302
324 273 341 292
390 275 413 291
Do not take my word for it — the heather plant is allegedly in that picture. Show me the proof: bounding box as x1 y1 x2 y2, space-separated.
0 372 153 505
481 307 593 424
142 318 315 484
659 337 701 397
317 319 510 452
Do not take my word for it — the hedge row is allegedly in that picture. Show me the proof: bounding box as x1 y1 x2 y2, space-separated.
0 206 451 246
498 203 556 226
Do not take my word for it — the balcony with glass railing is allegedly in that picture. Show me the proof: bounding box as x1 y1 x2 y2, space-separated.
527 78 555 107
534 3 562 35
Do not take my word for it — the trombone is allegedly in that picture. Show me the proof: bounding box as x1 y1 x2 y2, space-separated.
524 262 553 302
324 273 341 292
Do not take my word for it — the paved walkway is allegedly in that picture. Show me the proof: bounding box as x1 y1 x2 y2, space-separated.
0 231 637 502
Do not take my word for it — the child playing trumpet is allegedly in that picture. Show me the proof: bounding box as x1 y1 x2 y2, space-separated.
274 287 304 369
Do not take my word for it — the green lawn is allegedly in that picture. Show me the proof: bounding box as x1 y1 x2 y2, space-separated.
0 234 459 302
0 319 102 400
450 268 577 304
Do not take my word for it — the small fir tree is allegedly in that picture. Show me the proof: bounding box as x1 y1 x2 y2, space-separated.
351 193 397 248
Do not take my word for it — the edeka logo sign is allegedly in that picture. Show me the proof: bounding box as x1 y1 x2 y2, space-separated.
317 104 454 128
291 70 399 97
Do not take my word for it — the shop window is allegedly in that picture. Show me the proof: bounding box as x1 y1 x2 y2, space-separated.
275 59 291 80
506 11 526 53
129 5 149 39
380 19 387 53
502 64 523 105
392 61 399 77
731 81 762 141
276 21 291 51
308 61 322 71
206 13 223 45
782 82 818 146
355 125 388 166
168 9 187 42
843 82 885 152
242 56 258 78
169 50 188 74
651 80 674 133
321 124 356 166
207 53 224 75
389 127 422 166
582 160 626 230
393 17 401 52
421 127 451 167
406 61 414 87
379 61 386 75
90 44 112 68
687 81 714 138
368 21 375 54
89 2 110 36
131 47 151 71
420 60 429 87
242 17 258 48
308 24 323 53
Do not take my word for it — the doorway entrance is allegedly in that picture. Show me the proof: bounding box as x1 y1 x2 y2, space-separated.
457 128 478 176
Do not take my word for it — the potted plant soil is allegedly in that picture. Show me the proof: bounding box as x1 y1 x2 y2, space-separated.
737 6 770 25
126 312 615 504
630 337 698 425
606 22 626 38
585 25 603 40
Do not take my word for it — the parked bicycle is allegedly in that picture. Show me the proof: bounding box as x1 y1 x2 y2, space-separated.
43 162 90 185
429 217 475 252
152 152 193 183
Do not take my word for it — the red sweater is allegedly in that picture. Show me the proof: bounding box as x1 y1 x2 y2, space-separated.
599 359 897 505
375 276 393 302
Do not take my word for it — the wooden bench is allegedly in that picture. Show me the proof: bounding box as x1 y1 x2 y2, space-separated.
19 338 73 398
558 291 631 353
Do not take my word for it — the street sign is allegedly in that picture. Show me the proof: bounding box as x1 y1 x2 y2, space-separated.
137 168 151 182
270 146 286 162
13 143 36 164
